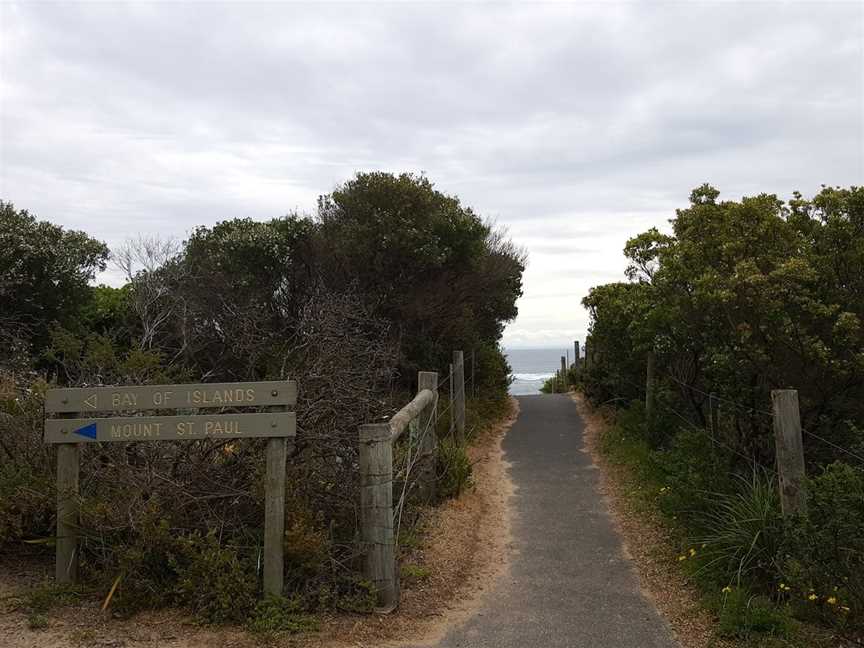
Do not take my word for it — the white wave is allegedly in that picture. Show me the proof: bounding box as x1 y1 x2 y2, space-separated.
511 373 555 381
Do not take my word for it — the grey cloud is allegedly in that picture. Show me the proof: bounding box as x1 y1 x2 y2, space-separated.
1 1 861 347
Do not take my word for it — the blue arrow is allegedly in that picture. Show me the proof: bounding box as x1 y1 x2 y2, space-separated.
74 423 97 440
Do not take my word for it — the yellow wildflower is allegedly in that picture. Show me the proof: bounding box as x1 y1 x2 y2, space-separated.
689 548 697 557
722 586 732 594
678 555 687 562
808 593 818 601
827 597 837 606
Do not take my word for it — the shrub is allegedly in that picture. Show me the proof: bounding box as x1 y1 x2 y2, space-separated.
171 531 258 624
782 462 864 629
246 594 319 636
437 439 473 500
692 471 783 590
539 375 563 394
717 588 791 638
400 563 431 583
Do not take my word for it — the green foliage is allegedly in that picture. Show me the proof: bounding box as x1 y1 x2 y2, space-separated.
0 378 54 549
717 588 791 639
582 184 864 637
246 594 319 636
27 613 49 630
437 438 473 500
0 201 109 357
540 375 564 393
781 463 864 626
318 172 525 380
171 532 257 624
44 326 170 386
598 399 864 638
106 518 258 623
1 175 524 627
464 394 512 440
694 472 783 588
582 184 864 468
400 563 431 583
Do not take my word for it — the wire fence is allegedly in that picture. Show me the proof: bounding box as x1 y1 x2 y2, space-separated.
588 361 864 469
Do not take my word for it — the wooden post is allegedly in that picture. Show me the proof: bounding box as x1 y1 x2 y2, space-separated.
453 351 465 444
645 351 655 420
771 390 807 516
448 363 455 435
359 423 398 611
560 356 567 391
55 437 79 585
263 433 287 596
417 371 438 503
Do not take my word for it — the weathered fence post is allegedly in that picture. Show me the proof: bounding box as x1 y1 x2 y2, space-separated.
560 356 567 391
448 363 455 435
417 371 438 502
56 431 79 585
359 422 398 611
645 351 655 420
453 351 466 443
771 390 807 516
263 429 288 596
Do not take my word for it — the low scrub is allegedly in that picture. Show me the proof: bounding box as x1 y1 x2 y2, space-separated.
597 401 863 640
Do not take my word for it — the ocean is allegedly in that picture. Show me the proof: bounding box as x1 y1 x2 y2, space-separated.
505 347 572 395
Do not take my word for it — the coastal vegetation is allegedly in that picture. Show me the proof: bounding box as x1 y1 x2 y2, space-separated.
579 184 864 643
0 172 524 626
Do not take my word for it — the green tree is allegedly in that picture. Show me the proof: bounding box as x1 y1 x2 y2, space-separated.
317 172 525 386
584 185 864 466
0 201 109 359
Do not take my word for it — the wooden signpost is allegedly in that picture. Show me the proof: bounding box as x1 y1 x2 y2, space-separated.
44 380 297 596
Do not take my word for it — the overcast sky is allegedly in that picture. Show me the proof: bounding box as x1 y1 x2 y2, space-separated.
1 1 862 349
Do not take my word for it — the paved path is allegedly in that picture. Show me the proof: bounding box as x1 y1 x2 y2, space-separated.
414 394 678 648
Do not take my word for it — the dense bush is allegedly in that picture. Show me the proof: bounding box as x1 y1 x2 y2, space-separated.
782 463 864 627
582 184 864 466
0 173 523 623
582 184 864 637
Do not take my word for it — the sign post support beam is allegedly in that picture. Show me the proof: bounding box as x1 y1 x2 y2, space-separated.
56 434 79 585
263 434 287 596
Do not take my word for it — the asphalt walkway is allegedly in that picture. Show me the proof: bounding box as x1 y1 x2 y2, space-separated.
414 394 679 648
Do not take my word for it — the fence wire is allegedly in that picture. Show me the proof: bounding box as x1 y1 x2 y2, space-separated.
602 362 864 469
